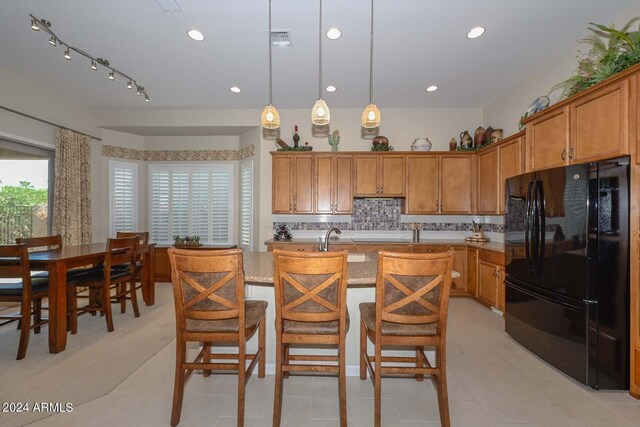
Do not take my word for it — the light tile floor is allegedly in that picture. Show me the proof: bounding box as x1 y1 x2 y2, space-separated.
10 290 640 426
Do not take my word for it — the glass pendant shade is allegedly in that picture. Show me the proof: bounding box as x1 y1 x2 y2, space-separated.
361 103 381 128
261 104 280 129
311 99 330 125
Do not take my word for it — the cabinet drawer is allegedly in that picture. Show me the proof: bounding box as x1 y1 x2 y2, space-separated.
479 249 505 266
412 245 450 254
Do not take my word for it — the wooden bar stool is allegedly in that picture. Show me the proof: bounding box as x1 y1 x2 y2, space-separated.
272 249 349 427
359 251 455 427
167 248 267 427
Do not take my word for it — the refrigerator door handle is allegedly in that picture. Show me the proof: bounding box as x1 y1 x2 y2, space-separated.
506 280 585 312
531 180 540 271
536 180 546 269
524 181 534 272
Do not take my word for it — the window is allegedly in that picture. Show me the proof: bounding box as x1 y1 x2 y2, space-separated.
240 160 253 249
109 161 137 236
149 164 234 245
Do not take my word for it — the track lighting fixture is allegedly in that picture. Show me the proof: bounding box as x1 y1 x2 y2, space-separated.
28 13 149 102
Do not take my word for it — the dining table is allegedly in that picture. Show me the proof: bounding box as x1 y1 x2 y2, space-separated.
27 242 156 354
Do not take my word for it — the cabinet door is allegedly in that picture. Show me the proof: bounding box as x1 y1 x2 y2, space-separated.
477 148 499 214
334 156 353 214
272 156 292 213
380 155 405 196
406 155 439 214
498 136 524 214
526 107 569 171
315 155 333 214
570 79 629 162
497 266 505 312
267 243 317 252
440 155 473 214
353 155 379 196
467 248 478 297
478 260 498 307
451 247 468 295
292 156 314 213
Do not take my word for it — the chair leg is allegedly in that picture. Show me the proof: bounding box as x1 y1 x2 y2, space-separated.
436 344 450 427
415 346 424 382
68 286 78 335
170 339 186 427
16 297 31 360
89 288 98 316
237 342 246 427
119 283 126 313
203 342 212 377
374 340 382 427
258 316 266 378
360 318 367 380
103 283 114 332
129 280 140 318
272 338 284 427
283 345 290 379
338 340 347 427
33 298 42 334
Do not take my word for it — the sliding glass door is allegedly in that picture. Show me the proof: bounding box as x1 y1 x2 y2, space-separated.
0 139 54 244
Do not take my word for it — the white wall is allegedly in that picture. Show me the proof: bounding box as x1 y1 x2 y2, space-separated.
144 135 239 151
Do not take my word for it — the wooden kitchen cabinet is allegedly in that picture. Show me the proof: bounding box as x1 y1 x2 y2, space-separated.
266 243 317 252
272 155 313 213
353 154 405 197
498 134 525 213
451 247 468 295
315 155 353 214
467 248 478 297
569 78 629 162
477 249 506 310
440 155 473 214
406 155 439 214
526 107 569 171
477 147 499 214
497 265 506 311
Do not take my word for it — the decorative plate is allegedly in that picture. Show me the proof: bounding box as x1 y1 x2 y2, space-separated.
519 95 550 130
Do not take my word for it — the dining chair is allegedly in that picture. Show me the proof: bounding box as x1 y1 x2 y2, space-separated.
114 231 149 313
167 248 267 427
272 249 349 427
359 251 455 427
0 244 49 359
67 236 140 333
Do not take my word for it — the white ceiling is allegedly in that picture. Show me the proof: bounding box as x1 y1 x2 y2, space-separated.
0 0 638 110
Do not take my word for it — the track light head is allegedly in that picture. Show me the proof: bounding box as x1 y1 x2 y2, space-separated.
126 80 133 89
64 48 71 60
31 19 39 31
145 95 150 103
90 59 97 70
49 36 56 46
136 86 142 96
108 70 115 80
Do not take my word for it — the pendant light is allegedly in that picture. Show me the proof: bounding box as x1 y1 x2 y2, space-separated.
361 0 380 128
261 0 280 129
311 0 330 125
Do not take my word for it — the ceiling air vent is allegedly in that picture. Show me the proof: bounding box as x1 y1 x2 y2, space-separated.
155 0 183 13
271 30 291 46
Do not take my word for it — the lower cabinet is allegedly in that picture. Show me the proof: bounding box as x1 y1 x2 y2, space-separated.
474 249 506 311
266 243 318 252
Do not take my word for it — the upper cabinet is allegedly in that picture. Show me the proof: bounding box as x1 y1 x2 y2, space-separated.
477 147 499 214
406 153 473 214
498 134 525 214
315 155 353 214
272 154 313 213
526 107 569 171
353 154 405 197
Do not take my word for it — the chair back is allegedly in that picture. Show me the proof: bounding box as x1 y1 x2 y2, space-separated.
16 235 62 252
0 244 32 294
273 249 348 325
377 251 454 334
116 232 149 245
168 248 245 328
105 236 139 275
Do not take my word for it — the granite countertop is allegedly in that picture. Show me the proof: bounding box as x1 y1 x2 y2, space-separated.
264 238 505 253
243 251 460 287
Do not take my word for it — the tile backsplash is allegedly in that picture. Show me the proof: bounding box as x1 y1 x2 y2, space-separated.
273 198 504 233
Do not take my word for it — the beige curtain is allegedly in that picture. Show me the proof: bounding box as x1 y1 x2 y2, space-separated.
52 128 92 245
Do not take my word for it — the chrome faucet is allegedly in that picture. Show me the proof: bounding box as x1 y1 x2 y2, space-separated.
318 227 342 252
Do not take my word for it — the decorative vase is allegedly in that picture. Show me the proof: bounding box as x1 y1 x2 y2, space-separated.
372 136 390 151
491 129 504 143
411 138 432 151
449 138 457 151
292 125 300 148
474 126 486 147
460 131 473 149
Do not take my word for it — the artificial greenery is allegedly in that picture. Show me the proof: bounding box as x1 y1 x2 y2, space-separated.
370 144 394 151
553 17 640 99
276 146 313 151
455 145 481 152
173 235 201 246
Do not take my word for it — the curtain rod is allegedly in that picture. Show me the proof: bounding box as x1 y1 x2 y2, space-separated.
0 105 102 141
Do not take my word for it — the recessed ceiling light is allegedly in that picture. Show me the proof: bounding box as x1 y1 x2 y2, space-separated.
326 27 342 40
325 85 337 93
467 26 485 39
187 29 205 41
426 85 438 92
230 86 242 93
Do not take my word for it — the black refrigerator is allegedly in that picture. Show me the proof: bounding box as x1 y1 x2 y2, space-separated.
504 156 630 390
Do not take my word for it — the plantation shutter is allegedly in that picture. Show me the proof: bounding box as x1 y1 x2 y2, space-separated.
149 164 233 245
110 161 137 236
240 161 252 248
